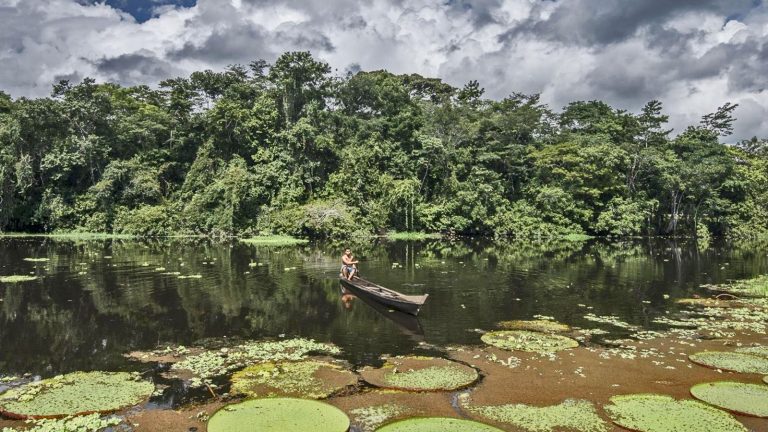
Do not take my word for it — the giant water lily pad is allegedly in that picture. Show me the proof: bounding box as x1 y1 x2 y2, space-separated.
735 346 768 358
360 356 478 391
376 417 503 432
230 360 357 399
497 320 571 333
481 330 579 352
689 351 768 374
604 394 747 432
764 376 768 385
207 398 349 432
690 381 768 417
464 398 609 432
0 371 153 419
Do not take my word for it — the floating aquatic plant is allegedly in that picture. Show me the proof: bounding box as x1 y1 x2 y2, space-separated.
462 397 609 432
735 345 768 358
350 404 407 432
0 275 37 283
481 330 579 353
207 398 349 432
230 360 357 399
0 413 122 432
702 275 768 298
360 356 478 391
604 394 747 432
689 351 768 374
496 320 571 333
169 338 340 386
375 417 503 432
0 371 153 419
690 381 768 417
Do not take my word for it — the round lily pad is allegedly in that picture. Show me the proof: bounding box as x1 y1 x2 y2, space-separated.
689 351 768 374
497 320 571 333
735 346 768 359
481 330 579 352
208 398 349 432
604 394 747 432
376 417 503 432
360 356 478 392
0 371 154 419
690 381 768 417
230 360 357 399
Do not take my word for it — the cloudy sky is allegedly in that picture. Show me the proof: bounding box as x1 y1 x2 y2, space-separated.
1 0 766 141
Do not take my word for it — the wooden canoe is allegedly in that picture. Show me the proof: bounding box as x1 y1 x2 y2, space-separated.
339 276 428 316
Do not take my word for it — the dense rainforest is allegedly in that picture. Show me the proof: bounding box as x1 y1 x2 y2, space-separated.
1 51 767 239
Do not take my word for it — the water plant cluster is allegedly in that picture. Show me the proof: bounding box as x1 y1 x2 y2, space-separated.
481 330 580 352
461 397 610 432
0 413 122 432
360 356 479 391
230 360 357 399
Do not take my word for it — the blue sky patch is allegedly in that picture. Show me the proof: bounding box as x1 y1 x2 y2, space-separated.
82 0 197 22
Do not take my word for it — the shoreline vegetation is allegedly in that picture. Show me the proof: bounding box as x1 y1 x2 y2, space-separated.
1 51 767 241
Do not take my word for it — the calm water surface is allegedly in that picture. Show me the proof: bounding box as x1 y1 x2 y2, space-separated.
1 237 767 378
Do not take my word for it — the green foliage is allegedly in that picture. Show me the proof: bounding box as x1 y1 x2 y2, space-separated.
481 330 579 352
690 382 768 417
688 351 768 374
230 360 357 399
463 398 610 432
1 414 122 432
360 356 478 391
0 51 766 239
207 398 349 432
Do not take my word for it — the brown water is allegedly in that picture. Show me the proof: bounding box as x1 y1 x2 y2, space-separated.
0 236 766 379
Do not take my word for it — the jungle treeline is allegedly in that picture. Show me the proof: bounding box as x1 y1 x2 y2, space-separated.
1 51 767 239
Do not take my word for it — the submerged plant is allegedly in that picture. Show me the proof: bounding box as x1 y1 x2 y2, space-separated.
0 275 37 283
230 360 356 399
462 398 609 432
376 417 503 432
496 320 571 333
207 398 349 432
604 394 747 432
360 356 478 391
689 351 768 374
0 371 153 419
481 330 579 352
690 381 768 417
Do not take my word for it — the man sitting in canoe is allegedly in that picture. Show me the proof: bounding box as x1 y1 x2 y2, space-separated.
341 248 358 280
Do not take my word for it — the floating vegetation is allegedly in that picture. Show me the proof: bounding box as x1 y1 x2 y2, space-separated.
604 394 747 432
239 235 309 246
0 275 37 283
764 376 768 385
0 413 122 432
496 320 570 333
690 381 768 417
177 274 203 279
376 417 503 431
481 330 579 353
360 356 478 391
22 258 49 263
689 351 768 374
169 338 340 386
461 397 609 432
230 360 357 399
735 345 768 358
582 313 639 330
0 371 153 419
702 275 768 298
207 398 349 432
350 404 407 432
676 298 743 308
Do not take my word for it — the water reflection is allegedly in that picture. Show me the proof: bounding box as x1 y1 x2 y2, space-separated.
0 236 766 376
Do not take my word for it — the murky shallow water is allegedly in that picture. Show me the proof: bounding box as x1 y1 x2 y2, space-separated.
1 236 766 378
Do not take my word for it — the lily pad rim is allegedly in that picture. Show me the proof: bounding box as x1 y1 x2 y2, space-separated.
207 397 350 432
375 416 505 431
690 381 768 418
688 351 768 374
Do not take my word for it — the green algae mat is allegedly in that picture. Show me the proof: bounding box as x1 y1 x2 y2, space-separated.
360 356 478 391
463 398 609 432
481 330 579 352
689 351 768 374
690 381 768 417
376 417 503 432
230 360 357 399
604 394 747 432
0 371 153 419
496 320 571 333
207 398 349 432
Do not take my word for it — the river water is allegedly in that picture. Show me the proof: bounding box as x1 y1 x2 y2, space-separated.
1 236 767 377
